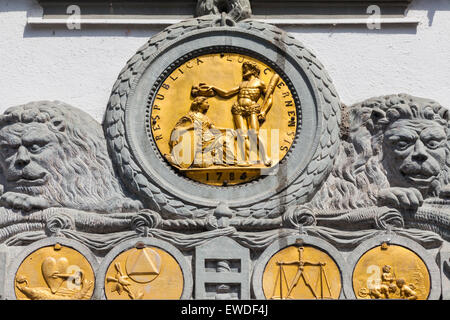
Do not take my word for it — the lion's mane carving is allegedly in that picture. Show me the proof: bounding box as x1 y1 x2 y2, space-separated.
312 93 450 211
0 101 142 213
307 94 450 239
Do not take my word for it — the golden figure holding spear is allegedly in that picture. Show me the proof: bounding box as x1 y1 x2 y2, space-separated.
192 61 280 166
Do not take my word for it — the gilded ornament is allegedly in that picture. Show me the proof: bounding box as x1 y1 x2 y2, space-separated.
262 245 341 299
353 244 430 300
14 244 95 300
105 246 184 299
150 53 298 186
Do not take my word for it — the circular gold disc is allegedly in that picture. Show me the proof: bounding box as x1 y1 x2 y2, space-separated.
15 244 95 300
262 245 341 299
149 53 298 186
353 244 430 300
105 247 183 300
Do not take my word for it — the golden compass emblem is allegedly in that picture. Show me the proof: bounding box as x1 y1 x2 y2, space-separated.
262 245 341 299
149 53 298 186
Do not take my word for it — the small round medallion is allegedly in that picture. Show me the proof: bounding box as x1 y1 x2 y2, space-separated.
104 246 184 300
352 244 430 300
262 245 342 299
14 244 95 300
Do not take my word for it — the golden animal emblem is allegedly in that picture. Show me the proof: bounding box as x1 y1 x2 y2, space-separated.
262 246 342 299
353 243 430 300
104 246 184 300
149 53 298 186
14 244 95 300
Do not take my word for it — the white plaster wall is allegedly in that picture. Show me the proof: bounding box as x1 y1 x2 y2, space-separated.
0 0 449 123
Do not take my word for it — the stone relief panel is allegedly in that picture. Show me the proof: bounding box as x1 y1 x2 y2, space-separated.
0 12 447 300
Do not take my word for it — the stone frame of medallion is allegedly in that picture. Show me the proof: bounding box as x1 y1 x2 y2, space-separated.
346 234 442 300
4 237 99 300
251 234 352 299
94 237 193 300
125 26 322 208
440 249 450 300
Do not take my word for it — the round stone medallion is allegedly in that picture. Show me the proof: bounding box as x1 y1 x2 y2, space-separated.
105 16 341 218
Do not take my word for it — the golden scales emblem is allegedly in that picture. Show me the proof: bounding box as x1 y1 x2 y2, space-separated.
262 245 342 299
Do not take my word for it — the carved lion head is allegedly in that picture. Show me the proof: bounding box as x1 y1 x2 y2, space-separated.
0 101 141 212
312 94 450 210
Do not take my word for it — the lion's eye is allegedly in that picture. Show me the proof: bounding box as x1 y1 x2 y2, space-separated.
28 144 41 153
28 142 47 153
425 140 442 149
26 140 49 154
395 140 412 150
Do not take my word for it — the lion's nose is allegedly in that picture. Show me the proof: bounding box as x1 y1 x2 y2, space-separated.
411 141 428 162
14 146 30 167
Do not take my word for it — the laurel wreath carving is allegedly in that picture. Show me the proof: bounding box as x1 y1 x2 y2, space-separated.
104 16 341 220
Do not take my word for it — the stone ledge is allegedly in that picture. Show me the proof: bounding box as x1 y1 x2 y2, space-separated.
27 16 420 27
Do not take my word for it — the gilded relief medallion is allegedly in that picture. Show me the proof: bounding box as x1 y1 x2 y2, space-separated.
104 246 184 299
14 244 95 300
353 244 430 300
262 245 341 299
149 53 298 186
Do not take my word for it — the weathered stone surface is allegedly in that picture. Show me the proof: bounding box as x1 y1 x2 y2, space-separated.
440 249 450 300
195 237 250 299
